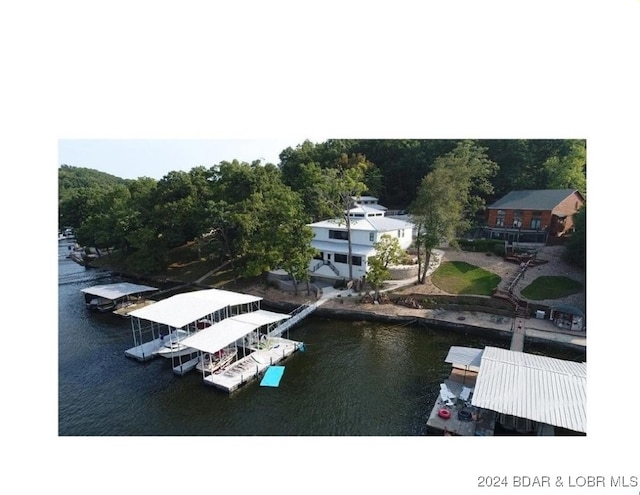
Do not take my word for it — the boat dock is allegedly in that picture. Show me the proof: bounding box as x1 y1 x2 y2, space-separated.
113 299 156 316
203 337 302 393
124 337 164 362
426 374 496 436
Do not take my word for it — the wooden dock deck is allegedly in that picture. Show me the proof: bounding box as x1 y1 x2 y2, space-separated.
203 337 302 393
113 299 156 317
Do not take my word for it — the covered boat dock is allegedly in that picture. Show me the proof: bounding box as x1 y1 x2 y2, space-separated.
178 310 303 392
427 345 586 436
81 282 158 313
124 288 262 362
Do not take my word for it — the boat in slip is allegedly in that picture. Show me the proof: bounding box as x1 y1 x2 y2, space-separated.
125 288 263 363
81 282 158 314
154 330 193 358
196 348 237 374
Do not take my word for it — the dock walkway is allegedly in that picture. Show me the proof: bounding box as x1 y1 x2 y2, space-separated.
269 301 322 337
203 337 302 393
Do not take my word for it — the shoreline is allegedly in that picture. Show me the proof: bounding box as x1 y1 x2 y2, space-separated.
81 246 586 354
262 298 587 353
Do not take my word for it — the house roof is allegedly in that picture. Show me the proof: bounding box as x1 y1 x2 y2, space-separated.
348 205 386 215
311 240 375 256
471 346 586 433
487 189 582 211
354 195 380 203
551 304 585 317
309 216 413 232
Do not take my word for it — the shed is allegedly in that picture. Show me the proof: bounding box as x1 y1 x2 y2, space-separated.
550 303 585 331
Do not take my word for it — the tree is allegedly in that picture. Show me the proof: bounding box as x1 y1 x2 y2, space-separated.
366 234 404 298
563 204 586 269
542 140 587 195
202 160 316 283
279 221 317 296
410 141 497 283
327 153 377 282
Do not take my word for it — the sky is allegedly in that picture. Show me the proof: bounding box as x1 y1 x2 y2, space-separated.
6 0 640 492
58 138 323 180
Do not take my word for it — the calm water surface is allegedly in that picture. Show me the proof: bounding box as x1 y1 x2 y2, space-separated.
58 241 585 436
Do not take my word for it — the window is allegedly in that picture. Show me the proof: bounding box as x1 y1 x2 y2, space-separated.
369 232 375 242
512 210 523 228
531 211 542 230
334 254 348 264
329 230 349 240
334 254 361 265
496 210 505 227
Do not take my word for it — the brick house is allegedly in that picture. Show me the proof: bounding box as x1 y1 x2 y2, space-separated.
484 189 585 245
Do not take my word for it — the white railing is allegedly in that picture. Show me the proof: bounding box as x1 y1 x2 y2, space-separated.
269 302 318 338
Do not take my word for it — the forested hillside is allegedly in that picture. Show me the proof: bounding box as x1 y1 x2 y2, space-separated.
59 139 586 275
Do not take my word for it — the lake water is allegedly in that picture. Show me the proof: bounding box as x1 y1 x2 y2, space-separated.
58 240 586 436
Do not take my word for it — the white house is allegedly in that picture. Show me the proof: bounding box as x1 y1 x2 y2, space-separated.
307 198 414 281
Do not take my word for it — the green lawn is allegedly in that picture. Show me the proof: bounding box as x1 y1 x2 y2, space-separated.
431 261 501 295
520 276 583 300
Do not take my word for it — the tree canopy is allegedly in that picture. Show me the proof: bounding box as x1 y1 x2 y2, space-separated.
410 141 498 283
59 138 586 278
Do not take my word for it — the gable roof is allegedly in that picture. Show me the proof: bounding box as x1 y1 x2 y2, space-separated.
487 189 582 210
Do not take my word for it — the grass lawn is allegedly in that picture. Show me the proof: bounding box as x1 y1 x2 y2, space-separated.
520 276 583 300
431 261 501 295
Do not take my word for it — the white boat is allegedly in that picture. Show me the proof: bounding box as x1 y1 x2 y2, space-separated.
196 348 237 374
154 330 193 358
81 282 158 313
59 228 75 241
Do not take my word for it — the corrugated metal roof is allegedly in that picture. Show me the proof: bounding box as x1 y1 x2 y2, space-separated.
471 346 586 433
487 189 580 210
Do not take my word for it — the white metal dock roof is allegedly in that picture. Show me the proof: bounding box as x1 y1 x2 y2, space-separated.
471 346 586 433
127 288 262 328
81 282 158 299
445 346 483 369
179 309 291 354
